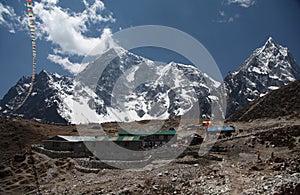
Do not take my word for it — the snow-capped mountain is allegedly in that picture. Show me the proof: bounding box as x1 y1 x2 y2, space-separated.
77 47 222 121
0 48 221 124
76 48 223 123
0 71 72 123
225 37 300 117
1 38 298 123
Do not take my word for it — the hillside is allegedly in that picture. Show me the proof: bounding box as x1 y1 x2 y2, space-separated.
227 80 300 122
0 117 77 164
1 116 299 194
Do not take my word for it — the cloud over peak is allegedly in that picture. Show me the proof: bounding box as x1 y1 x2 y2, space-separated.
0 0 116 75
34 0 115 56
47 54 88 74
32 0 116 74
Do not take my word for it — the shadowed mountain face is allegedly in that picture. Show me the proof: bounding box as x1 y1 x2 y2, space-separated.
226 80 300 122
0 71 71 124
225 37 300 117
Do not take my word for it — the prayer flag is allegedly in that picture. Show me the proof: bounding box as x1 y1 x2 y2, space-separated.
27 2 33 7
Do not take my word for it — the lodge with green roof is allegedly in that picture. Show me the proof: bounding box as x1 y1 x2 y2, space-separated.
43 129 177 153
44 135 142 152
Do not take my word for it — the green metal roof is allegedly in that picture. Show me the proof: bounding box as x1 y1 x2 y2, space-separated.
104 136 140 141
118 130 176 136
96 136 140 141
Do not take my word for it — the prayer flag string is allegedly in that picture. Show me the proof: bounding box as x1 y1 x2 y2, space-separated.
15 0 36 111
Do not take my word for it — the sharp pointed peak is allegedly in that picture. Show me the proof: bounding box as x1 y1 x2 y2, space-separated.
267 36 275 43
39 70 49 75
254 37 279 55
97 46 143 61
38 70 53 79
169 61 177 65
106 46 126 53
263 36 277 48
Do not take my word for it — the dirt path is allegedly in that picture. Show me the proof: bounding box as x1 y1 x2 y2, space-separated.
222 160 245 194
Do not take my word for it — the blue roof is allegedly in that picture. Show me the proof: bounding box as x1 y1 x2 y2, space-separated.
207 126 235 131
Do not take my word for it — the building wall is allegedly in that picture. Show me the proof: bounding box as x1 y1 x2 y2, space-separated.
141 134 177 147
115 141 142 151
43 140 89 152
84 141 144 160
44 140 142 154
85 141 142 152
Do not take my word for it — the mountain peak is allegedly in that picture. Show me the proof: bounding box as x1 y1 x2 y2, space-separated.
266 36 275 44
225 37 300 117
104 46 127 56
262 37 278 50
38 70 49 76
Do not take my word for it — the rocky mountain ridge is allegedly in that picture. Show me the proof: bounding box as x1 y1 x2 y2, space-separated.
1 37 299 123
0 48 221 124
225 37 300 117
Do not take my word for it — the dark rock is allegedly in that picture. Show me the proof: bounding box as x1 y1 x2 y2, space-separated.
14 153 26 162
250 165 261 171
0 166 12 178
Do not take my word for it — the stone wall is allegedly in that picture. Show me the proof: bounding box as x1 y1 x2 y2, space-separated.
76 159 115 169
75 156 152 170
31 145 91 158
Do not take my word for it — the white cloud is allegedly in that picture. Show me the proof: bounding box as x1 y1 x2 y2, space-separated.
0 2 23 33
33 0 115 56
0 3 10 24
227 0 255 8
228 17 234 23
48 54 88 74
82 0 114 23
219 11 225 17
42 0 60 5
31 0 116 74
215 10 240 23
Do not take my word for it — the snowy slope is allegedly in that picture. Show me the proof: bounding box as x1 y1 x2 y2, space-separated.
225 37 300 117
74 48 222 123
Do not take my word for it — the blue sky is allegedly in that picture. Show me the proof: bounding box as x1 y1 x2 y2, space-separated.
0 0 300 98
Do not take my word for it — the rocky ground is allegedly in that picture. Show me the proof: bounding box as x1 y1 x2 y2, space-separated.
0 117 300 194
